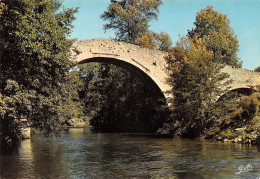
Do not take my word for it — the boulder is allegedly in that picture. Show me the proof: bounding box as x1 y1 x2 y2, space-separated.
66 118 87 127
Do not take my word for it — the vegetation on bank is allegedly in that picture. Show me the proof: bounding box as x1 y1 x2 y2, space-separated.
160 35 229 137
0 0 78 141
0 0 259 145
161 6 259 143
206 91 260 144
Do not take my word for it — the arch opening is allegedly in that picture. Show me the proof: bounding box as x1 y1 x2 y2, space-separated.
218 87 255 102
77 57 168 133
78 57 167 102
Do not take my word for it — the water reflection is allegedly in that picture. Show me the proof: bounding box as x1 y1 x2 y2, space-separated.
1 128 260 178
31 136 70 178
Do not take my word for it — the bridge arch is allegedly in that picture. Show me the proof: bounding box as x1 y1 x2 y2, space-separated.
71 39 172 101
71 38 260 104
218 87 256 102
78 56 166 102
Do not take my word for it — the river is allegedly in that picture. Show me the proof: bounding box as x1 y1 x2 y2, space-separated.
0 127 260 178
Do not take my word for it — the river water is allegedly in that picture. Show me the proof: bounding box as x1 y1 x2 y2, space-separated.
0 127 260 178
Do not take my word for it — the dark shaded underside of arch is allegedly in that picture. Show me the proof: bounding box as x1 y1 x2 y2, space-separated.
78 57 166 104
218 87 255 102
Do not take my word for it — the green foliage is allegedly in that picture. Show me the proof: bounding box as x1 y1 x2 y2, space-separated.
0 0 78 91
0 80 37 140
101 0 162 44
60 70 84 119
166 35 228 137
254 66 260 72
1 76 84 140
101 0 172 50
155 32 172 51
137 31 172 51
219 128 239 139
188 6 242 67
207 92 260 143
0 2 4 13
217 92 258 129
0 0 78 140
0 93 5 116
137 31 156 49
78 63 167 132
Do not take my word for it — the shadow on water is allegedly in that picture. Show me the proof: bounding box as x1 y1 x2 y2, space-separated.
0 133 22 156
0 140 19 155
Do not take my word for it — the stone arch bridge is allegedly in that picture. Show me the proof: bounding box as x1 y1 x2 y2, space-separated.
71 38 260 101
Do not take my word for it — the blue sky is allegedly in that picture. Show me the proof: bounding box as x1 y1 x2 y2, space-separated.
63 0 260 70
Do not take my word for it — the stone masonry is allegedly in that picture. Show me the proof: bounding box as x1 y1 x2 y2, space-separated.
71 38 260 100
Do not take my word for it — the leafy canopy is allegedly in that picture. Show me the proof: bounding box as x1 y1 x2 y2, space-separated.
0 0 78 140
101 0 172 51
254 66 260 72
0 0 78 91
101 0 162 43
188 6 242 67
165 35 229 137
137 31 172 51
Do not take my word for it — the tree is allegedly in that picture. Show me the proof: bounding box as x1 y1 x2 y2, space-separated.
0 80 37 140
188 6 242 67
137 31 172 51
0 0 78 141
254 66 260 72
165 35 229 137
0 0 77 91
154 32 172 51
101 0 172 50
78 63 167 132
101 0 162 44
137 31 156 49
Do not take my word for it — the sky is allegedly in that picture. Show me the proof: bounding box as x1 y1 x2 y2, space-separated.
63 0 260 70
